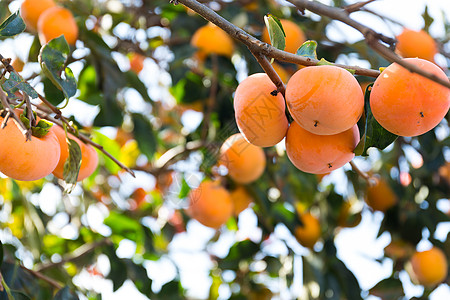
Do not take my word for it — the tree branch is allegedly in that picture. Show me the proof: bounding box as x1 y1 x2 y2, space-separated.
287 0 450 89
174 0 380 78
0 89 30 140
35 238 111 272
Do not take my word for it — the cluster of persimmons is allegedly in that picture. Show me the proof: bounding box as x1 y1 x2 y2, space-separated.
186 18 449 287
0 109 98 182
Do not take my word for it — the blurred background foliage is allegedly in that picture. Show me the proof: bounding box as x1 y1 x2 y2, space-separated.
0 0 449 299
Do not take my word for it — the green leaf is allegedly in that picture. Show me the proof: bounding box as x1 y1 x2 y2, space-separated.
31 120 53 138
39 36 77 100
296 40 318 59
63 137 82 192
369 277 404 300
104 212 142 242
53 286 79 300
264 14 285 51
43 76 65 106
105 245 127 291
0 11 25 37
422 6 434 32
124 260 153 297
354 83 398 156
317 58 334 66
92 131 121 174
132 114 157 160
2 72 39 99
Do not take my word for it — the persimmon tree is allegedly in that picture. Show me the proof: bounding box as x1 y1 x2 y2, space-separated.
0 0 449 299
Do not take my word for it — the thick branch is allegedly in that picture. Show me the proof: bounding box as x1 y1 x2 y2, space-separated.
175 0 380 78
287 0 450 89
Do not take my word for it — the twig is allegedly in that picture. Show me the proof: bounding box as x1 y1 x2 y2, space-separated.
0 89 30 140
287 0 450 89
175 0 380 78
252 52 286 96
201 54 219 140
21 266 62 290
0 272 14 300
344 0 377 14
350 160 376 186
154 140 204 171
36 238 111 272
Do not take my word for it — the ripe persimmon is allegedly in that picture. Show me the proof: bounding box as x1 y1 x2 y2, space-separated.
191 23 234 57
0 111 60 181
294 213 321 248
37 6 79 45
230 186 253 216
409 247 448 286
52 125 98 181
263 19 306 54
396 28 438 62
129 52 145 74
219 133 266 184
21 0 56 32
365 177 397 212
285 121 359 174
234 73 288 147
370 58 450 137
187 180 233 228
286 65 364 135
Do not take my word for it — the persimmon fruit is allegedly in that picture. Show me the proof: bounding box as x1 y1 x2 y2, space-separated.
396 28 438 62
52 125 98 181
230 186 253 216
129 52 145 74
286 65 364 135
37 6 79 45
234 73 288 147
285 121 359 174
294 213 321 248
263 19 306 54
0 112 60 181
191 23 234 57
21 0 56 32
365 177 397 212
410 247 448 286
370 58 450 137
219 133 266 184
187 181 233 229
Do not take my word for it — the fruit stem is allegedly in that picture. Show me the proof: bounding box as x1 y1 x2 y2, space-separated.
0 89 30 141
350 160 376 186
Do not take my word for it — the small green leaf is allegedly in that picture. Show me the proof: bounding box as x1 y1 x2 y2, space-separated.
354 83 398 156
296 40 318 59
39 35 77 100
63 137 82 192
369 277 404 300
316 58 334 66
422 6 434 32
264 14 286 51
31 120 53 138
0 11 25 37
2 72 39 99
132 113 156 160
